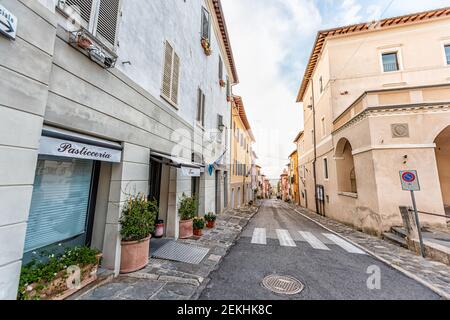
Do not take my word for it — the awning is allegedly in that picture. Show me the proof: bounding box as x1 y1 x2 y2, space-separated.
151 151 205 172
39 126 122 163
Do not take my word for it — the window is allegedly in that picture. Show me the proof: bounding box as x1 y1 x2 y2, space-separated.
323 158 329 180
162 41 180 106
196 88 205 126
445 45 450 65
319 76 323 93
201 7 210 41
226 76 231 97
62 0 120 48
382 52 399 72
219 56 223 80
321 117 326 137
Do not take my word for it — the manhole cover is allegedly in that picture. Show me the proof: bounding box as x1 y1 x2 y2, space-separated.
262 275 304 295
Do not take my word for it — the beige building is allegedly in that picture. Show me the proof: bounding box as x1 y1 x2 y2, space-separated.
296 8 450 235
230 96 256 208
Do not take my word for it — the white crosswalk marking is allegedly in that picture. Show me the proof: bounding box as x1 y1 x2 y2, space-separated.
276 229 296 247
251 228 267 245
322 233 366 254
299 231 330 250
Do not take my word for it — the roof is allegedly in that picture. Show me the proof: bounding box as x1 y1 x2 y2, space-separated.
296 7 450 102
289 150 298 158
293 130 304 143
233 96 256 142
212 0 239 83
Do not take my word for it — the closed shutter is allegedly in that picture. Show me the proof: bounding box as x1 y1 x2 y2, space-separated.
219 56 223 80
196 88 203 123
96 0 120 47
24 158 94 252
162 41 174 100
65 0 94 24
171 52 180 105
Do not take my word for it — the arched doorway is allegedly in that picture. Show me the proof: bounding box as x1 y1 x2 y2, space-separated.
435 126 450 216
335 138 358 194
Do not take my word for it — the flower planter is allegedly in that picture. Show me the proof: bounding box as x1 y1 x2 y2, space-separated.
193 228 203 237
179 219 194 239
77 34 93 50
23 254 102 300
201 38 212 56
219 79 226 87
206 220 216 229
120 236 151 274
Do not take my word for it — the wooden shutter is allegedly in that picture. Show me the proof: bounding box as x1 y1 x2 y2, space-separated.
171 52 180 105
162 41 173 100
96 0 120 47
201 93 205 126
197 88 202 123
65 0 94 24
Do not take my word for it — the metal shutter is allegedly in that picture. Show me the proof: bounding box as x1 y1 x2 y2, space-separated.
171 52 180 105
162 42 174 100
96 0 120 46
65 0 94 24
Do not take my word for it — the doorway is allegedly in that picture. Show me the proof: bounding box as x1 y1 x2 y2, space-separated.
435 125 450 216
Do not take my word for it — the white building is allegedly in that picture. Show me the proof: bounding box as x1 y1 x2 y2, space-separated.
0 0 237 299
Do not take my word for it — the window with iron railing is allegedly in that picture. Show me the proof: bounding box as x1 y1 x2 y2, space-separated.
445 45 450 65
382 52 399 72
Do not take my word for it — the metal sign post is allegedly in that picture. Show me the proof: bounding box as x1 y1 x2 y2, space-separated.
399 170 425 258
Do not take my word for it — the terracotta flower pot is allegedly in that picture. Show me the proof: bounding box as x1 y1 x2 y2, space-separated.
179 219 193 239
193 229 203 237
207 221 216 229
120 236 150 274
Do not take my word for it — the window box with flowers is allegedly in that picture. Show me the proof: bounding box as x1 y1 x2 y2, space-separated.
219 79 226 88
18 246 102 300
201 37 212 56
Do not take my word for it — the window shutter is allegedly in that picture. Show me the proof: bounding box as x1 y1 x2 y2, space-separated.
197 88 202 122
171 52 180 104
201 8 210 40
201 93 206 126
65 0 94 24
96 0 120 47
219 56 223 80
162 42 173 100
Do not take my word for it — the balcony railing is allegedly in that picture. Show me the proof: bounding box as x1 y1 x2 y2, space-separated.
383 62 399 72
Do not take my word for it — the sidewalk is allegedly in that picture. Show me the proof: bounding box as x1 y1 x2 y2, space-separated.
287 202 450 299
76 205 260 300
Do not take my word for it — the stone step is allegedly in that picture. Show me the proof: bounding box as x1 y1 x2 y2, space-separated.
382 232 408 249
391 226 408 239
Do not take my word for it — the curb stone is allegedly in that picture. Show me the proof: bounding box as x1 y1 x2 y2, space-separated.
285 202 450 300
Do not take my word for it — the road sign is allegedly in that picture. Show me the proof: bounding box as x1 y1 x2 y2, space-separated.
400 170 420 191
0 4 17 40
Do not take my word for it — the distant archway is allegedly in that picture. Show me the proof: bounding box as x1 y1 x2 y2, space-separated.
435 126 450 215
335 138 358 194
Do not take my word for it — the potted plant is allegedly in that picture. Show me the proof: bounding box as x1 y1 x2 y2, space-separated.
205 212 217 229
119 193 158 274
193 217 205 237
18 246 102 300
76 33 93 50
178 194 197 239
201 37 212 56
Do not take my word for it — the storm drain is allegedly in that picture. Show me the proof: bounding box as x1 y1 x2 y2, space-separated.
262 275 304 295
151 241 209 265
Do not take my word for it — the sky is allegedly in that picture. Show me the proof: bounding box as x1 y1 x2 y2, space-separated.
221 0 450 179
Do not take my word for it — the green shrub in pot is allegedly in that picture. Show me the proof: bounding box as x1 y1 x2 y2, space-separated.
120 193 158 242
178 193 198 221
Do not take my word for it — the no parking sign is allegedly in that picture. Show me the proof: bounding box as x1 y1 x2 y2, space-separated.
400 170 420 191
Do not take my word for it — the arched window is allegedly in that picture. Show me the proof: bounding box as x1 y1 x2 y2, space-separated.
335 138 358 194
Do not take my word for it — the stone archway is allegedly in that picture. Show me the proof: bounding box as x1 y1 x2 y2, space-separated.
335 138 358 194
435 126 450 216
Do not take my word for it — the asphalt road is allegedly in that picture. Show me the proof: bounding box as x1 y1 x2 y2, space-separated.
200 200 440 300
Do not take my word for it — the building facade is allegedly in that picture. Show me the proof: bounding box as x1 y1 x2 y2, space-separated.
296 8 450 235
289 150 299 204
0 0 239 299
229 96 255 208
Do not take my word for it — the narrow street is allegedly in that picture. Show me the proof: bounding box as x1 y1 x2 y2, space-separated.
200 200 441 300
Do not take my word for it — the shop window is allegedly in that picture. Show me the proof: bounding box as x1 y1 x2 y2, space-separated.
24 157 95 253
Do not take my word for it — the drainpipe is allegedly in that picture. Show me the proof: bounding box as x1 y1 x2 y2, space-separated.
310 80 319 215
